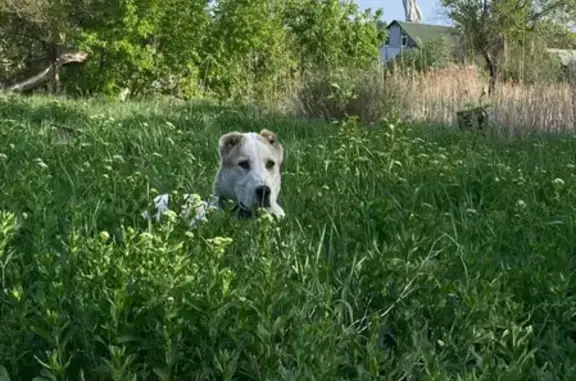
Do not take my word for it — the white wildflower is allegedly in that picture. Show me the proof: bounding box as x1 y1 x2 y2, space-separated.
34 158 48 169
99 231 110 243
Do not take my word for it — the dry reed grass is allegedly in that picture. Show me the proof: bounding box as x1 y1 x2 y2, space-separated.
291 64 576 136
389 65 576 135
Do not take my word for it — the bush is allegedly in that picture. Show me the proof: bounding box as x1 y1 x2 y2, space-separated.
501 42 565 84
386 37 454 74
292 67 403 124
1 0 385 102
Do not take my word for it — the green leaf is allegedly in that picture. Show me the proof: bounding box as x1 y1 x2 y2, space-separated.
0 366 10 381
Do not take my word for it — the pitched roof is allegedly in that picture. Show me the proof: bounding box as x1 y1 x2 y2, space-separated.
387 20 458 47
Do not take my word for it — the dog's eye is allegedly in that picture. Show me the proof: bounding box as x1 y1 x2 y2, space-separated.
238 160 250 170
266 160 275 169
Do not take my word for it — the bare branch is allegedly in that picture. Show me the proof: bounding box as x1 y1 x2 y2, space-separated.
2 50 88 92
530 0 571 21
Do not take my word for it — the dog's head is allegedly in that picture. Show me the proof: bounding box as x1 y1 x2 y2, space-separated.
214 129 284 212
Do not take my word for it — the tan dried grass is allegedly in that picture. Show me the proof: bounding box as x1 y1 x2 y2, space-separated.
385 64 576 135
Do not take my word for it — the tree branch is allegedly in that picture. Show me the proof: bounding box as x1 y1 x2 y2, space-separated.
530 1 571 21
2 51 88 93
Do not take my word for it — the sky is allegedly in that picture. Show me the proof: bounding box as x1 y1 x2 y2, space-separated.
355 0 450 25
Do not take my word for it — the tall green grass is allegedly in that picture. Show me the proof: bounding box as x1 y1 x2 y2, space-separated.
1 95 576 380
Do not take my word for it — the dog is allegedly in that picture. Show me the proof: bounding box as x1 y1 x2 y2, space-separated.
212 129 285 219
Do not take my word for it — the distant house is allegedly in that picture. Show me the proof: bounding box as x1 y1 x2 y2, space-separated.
380 20 458 62
546 48 576 67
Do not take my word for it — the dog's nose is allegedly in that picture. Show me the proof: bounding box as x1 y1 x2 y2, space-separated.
254 185 271 206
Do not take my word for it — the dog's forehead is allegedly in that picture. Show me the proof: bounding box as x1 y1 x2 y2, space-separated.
245 132 269 145
240 132 275 156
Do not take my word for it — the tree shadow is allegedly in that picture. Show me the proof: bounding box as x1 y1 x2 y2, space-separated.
0 95 90 128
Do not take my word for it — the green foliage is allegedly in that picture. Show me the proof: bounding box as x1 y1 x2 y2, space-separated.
0 0 86 85
441 0 576 37
440 0 576 90
501 39 565 84
62 0 211 97
0 0 386 100
295 67 403 124
387 37 454 73
2 96 576 379
284 0 385 72
199 0 293 101
536 19 576 49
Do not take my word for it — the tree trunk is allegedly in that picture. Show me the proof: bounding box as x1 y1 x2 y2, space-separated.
482 32 506 97
52 58 61 94
48 43 60 93
3 51 88 93
483 51 499 96
48 60 61 93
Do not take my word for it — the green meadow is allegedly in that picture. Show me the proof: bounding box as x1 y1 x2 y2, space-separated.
1 95 576 380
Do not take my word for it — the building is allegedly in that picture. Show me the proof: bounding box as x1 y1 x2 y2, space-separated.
545 48 576 67
380 20 576 69
380 20 458 62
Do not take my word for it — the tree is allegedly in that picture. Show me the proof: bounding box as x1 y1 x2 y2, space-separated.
68 0 210 97
284 0 385 73
536 18 576 49
1 0 385 99
0 0 103 92
387 36 454 73
440 0 576 94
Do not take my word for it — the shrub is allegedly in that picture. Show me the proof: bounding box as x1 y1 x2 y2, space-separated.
292 67 404 124
501 42 565 84
386 37 455 74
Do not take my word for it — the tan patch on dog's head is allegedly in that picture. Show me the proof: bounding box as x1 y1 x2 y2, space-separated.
259 129 283 162
259 129 278 145
218 129 283 161
218 131 244 159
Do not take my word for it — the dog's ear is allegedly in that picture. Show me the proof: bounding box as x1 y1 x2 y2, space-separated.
259 129 279 146
260 129 283 163
218 132 244 157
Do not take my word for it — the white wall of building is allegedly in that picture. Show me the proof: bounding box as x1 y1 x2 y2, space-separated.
380 24 410 62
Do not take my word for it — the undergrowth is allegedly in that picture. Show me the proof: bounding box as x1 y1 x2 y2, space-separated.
0 95 576 380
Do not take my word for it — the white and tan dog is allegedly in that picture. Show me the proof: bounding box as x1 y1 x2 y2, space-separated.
213 129 285 218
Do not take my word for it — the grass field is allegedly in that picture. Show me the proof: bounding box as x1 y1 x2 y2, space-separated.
1 95 576 380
